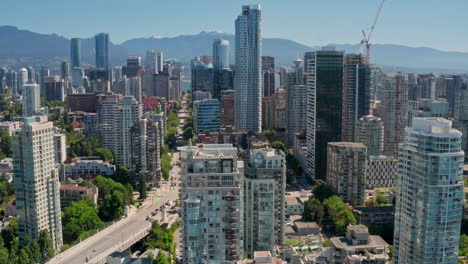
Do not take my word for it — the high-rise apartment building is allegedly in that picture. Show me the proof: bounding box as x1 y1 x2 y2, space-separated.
115 96 142 169
326 142 367 206
262 56 275 97
342 54 371 141
95 33 109 70
380 73 408 157
193 99 221 134
180 144 244 264
22 84 41 117
97 93 120 151
393 118 464 264
157 52 164 74
13 118 63 249
234 5 262 133
130 118 161 186
71 38 81 68
53 134 67 164
44 76 65 102
305 50 344 180
285 59 305 147
222 90 235 128
39 66 49 95
191 56 213 96
366 155 397 189
356 115 384 156
61 61 71 79
244 148 285 256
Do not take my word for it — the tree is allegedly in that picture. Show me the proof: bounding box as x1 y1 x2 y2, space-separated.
313 183 336 202
0 236 8 264
262 130 274 142
0 132 12 158
38 230 55 259
95 147 114 162
460 234 468 257
302 199 324 223
112 167 131 185
323 196 357 235
139 174 147 199
62 197 104 244
153 250 169 264
183 127 193 140
99 191 125 221
161 154 172 181
271 140 287 154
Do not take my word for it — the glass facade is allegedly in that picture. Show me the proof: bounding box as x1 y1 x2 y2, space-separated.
95 33 109 69
70 38 81 68
393 118 464 264
193 99 221 134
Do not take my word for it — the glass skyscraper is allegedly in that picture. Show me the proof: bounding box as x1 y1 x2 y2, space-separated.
393 118 464 264
234 5 262 133
213 39 230 70
95 33 109 69
193 99 221 134
304 49 344 180
70 38 81 68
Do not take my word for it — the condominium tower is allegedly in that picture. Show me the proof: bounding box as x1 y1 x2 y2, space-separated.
244 148 286 256
22 84 41 117
356 115 384 156
393 118 464 264
13 117 63 249
234 5 262 133
326 142 367 206
180 144 244 264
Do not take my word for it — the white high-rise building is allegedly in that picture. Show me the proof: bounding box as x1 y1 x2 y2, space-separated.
22 84 41 117
393 118 464 264
53 134 67 164
128 76 143 102
115 96 142 169
366 155 397 189
19 67 28 91
180 144 244 264
97 93 120 151
234 5 262 133
13 117 63 249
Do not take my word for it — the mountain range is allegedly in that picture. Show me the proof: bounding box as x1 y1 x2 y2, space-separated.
1 25 467 74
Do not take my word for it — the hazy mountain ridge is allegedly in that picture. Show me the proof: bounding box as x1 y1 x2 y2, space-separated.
0 25 467 73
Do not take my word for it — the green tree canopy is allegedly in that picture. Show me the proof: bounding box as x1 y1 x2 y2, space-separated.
313 182 336 202
323 195 357 235
61 197 104 244
302 198 324 223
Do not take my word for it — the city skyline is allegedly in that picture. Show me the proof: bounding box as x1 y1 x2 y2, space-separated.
2 0 468 52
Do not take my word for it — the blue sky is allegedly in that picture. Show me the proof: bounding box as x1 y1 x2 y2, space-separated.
1 0 467 52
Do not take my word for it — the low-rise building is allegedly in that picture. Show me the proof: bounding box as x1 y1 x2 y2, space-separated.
237 251 286 264
286 197 304 216
329 225 389 264
59 183 98 209
0 121 22 136
0 158 13 175
293 221 320 236
65 157 116 180
353 206 395 225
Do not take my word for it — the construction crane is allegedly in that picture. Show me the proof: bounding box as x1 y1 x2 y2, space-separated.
361 0 386 64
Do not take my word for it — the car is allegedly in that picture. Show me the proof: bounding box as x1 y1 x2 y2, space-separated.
93 249 97 252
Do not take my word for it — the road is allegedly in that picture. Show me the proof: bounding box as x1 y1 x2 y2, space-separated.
48 96 187 264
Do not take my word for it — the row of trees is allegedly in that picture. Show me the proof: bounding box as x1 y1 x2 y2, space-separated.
0 219 55 264
302 183 357 235
268 138 302 185
165 111 180 149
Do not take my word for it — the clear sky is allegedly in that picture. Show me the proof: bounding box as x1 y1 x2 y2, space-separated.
1 0 467 52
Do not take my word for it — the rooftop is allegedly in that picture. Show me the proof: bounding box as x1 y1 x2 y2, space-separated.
328 142 367 148
331 235 388 250
294 221 320 229
60 184 91 192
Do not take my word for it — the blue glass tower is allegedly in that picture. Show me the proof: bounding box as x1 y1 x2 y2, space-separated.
213 39 230 70
95 33 109 70
70 38 81 68
193 99 221 134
